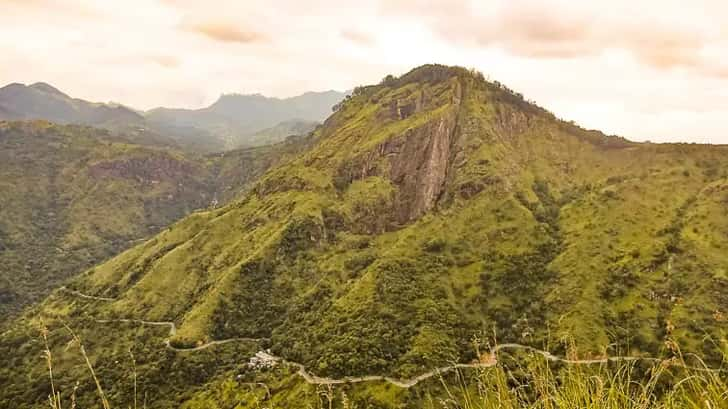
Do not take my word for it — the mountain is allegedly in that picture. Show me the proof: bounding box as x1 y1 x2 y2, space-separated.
2 65 728 407
243 119 319 147
0 82 186 149
0 82 346 153
145 90 346 151
0 120 312 323
0 82 144 128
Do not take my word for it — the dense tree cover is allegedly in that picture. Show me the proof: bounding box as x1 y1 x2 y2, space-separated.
0 121 314 324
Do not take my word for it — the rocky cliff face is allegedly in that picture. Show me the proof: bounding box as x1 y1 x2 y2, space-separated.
89 154 201 184
334 77 463 224
388 110 459 222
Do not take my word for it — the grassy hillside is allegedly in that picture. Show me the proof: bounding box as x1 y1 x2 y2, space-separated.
1 65 727 407
0 121 312 323
242 119 319 148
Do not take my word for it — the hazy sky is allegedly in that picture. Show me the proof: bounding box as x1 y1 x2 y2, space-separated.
2 0 727 143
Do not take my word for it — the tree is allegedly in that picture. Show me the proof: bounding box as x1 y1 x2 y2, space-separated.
381 74 396 86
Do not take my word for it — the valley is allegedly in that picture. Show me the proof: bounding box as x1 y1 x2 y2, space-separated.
0 120 313 323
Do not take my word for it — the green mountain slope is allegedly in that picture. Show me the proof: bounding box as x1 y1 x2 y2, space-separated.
1 65 727 408
242 119 319 148
0 120 312 322
0 120 212 319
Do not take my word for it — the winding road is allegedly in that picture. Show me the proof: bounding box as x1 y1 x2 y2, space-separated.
94 318 268 352
60 287 718 389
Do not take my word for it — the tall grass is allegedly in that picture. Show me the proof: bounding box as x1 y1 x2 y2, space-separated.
441 342 728 409
40 323 61 409
41 324 727 408
40 322 132 409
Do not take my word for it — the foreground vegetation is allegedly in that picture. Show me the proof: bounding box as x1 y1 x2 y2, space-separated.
33 324 728 408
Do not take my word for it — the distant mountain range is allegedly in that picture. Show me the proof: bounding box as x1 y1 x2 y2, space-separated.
0 82 346 152
0 82 144 126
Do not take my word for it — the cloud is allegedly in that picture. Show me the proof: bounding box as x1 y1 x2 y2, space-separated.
700 65 728 79
147 55 180 68
380 1 603 58
180 20 266 44
340 29 375 46
378 0 463 19
616 24 704 69
382 0 725 77
102 54 180 68
3 0 103 20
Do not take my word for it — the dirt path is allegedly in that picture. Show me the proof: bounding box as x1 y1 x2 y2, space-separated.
60 286 115 302
65 288 714 389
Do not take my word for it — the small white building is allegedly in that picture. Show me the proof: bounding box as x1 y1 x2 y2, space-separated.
246 350 279 370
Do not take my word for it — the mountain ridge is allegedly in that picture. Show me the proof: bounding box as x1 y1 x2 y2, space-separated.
65 65 728 366
145 89 346 151
0 82 346 152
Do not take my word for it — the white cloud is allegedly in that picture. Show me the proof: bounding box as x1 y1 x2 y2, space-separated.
0 0 727 143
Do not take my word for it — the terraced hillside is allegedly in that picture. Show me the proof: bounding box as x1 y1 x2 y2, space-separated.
1 65 727 408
